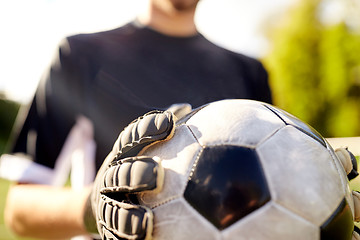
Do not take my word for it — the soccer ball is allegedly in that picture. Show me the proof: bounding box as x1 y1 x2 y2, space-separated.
138 99 354 240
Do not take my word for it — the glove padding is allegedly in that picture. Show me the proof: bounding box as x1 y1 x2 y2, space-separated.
85 110 175 240
335 148 360 240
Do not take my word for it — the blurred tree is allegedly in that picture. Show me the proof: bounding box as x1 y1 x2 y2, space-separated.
264 0 360 137
319 23 360 136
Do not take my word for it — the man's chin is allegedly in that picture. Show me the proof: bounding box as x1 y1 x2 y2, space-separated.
171 0 199 11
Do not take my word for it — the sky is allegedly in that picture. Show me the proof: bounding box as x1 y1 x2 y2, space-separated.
0 0 298 103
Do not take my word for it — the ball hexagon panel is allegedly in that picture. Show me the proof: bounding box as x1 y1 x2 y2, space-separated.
139 125 202 208
256 126 345 226
185 100 285 147
222 202 319 240
264 104 326 147
184 145 270 230
152 198 220 240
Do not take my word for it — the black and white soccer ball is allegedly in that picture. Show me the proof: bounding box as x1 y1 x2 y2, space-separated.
139 99 354 240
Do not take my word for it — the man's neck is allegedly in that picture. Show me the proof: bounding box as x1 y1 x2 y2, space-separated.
137 1 198 37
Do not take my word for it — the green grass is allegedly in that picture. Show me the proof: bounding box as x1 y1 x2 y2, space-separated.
0 178 13 240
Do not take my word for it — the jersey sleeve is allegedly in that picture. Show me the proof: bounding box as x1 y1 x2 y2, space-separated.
4 37 89 182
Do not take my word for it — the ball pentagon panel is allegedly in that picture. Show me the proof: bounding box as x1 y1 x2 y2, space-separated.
184 145 270 230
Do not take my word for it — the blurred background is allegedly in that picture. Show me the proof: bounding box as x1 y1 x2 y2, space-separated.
0 0 359 239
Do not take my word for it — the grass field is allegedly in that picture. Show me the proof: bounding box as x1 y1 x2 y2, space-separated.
0 178 13 240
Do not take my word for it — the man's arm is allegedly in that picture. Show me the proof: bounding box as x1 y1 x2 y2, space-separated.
5 184 90 239
5 110 179 240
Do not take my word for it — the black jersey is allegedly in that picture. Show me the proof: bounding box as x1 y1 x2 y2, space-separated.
10 21 272 173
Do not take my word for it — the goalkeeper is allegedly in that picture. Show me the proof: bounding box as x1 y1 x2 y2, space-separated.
2 0 272 239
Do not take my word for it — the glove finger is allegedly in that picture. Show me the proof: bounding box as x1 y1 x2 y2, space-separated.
102 227 122 240
353 227 360 240
353 191 360 222
115 111 175 159
166 103 192 120
98 195 153 240
102 156 164 194
335 148 359 180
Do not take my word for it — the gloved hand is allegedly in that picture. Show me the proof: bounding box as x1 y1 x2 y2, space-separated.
84 110 176 239
334 148 360 240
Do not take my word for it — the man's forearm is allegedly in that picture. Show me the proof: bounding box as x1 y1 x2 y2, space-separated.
4 184 91 239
